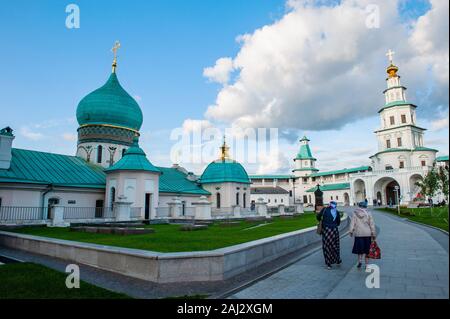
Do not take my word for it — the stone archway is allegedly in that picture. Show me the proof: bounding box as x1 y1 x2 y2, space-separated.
343 192 350 206
374 176 401 206
353 179 366 204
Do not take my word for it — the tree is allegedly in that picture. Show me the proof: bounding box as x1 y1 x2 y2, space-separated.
437 166 449 203
415 168 440 215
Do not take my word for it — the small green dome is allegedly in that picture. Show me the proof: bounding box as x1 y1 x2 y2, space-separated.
199 159 251 184
105 138 160 173
76 73 143 131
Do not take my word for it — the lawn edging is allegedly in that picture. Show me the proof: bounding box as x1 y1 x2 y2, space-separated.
375 208 449 234
0 215 348 283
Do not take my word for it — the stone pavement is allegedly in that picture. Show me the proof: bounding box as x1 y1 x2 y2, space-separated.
230 209 449 299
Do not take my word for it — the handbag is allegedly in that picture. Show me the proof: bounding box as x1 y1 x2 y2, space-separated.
367 240 381 259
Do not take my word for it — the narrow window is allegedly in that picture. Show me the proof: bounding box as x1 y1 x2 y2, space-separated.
281 199 283 203
236 193 240 206
386 140 391 148
303 195 308 203
401 114 407 124
399 161 405 169
421 160 426 167
243 193 246 208
397 137 402 147
390 116 395 125
336 196 339 200
97 145 103 163
216 193 221 209
331 196 333 200
289 190 293 197
110 187 116 211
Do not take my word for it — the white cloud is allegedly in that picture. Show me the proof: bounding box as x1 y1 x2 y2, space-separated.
203 0 449 132
181 119 214 134
256 150 291 174
203 57 234 84
62 133 77 142
20 126 45 141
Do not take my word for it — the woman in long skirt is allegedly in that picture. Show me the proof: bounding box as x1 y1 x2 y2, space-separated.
349 202 376 269
317 201 341 269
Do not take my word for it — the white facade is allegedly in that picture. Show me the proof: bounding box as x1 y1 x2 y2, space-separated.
105 170 160 219
202 182 251 213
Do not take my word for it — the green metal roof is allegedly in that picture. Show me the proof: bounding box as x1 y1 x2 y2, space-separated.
76 72 143 131
378 101 417 113
105 138 160 173
295 138 316 160
436 155 449 162
370 147 438 157
0 127 14 137
249 175 294 179
310 166 371 177
306 183 350 193
199 159 251 184
0 148 210 195
0 148 106 188
292 168 319 172
157 167 210 195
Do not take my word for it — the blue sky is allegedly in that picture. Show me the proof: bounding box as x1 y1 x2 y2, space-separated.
0 0 448 174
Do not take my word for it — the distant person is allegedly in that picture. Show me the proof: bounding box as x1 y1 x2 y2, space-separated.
377 199 381 206
349 202 376 269
364 198 369 206
316 201 341 270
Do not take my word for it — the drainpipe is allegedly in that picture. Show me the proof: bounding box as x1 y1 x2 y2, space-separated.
41 184 53 219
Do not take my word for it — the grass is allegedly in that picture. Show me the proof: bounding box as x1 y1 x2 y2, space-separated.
0 262 130 299
376 206 449 231
11 214 318 252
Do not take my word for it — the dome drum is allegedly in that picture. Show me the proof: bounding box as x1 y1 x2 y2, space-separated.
77 124 137 146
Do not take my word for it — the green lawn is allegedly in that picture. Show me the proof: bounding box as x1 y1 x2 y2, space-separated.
0 262 130 299
376 206 449 231
11 214 318 252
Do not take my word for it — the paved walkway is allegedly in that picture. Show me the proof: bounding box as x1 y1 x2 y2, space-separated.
230 209 449 299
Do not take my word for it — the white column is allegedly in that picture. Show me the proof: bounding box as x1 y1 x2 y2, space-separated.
193 196 212 220
50 205 68 227
114 195 132 221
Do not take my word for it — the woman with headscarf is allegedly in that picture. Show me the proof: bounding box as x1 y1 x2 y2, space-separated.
316 201 341 269
349 201 376 269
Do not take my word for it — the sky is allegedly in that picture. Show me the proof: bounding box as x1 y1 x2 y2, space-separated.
0 0 448 175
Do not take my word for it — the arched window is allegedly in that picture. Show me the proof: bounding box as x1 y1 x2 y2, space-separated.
216 193 221 209
97 145 103 163
236 192 240 206
243 193 246 208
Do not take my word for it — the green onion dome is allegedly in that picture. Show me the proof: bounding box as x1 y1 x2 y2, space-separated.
199 159 251 184
76 72 143 131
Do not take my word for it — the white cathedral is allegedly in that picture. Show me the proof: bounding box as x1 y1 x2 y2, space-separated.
0 48 448 225
249 51 448 208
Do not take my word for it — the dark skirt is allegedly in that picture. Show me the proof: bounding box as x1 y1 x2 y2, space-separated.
321 226 341 265
352 236 372 255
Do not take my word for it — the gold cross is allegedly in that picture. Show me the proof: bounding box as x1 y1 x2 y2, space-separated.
112 40 121 59
111 41 121 72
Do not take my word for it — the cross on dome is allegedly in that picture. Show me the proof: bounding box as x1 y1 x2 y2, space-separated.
386 49 395 65
111 40 121 73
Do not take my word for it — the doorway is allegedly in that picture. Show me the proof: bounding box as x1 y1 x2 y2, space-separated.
144 193 152 220
47 198 60 219
385 180 400 205
95 200 104 218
